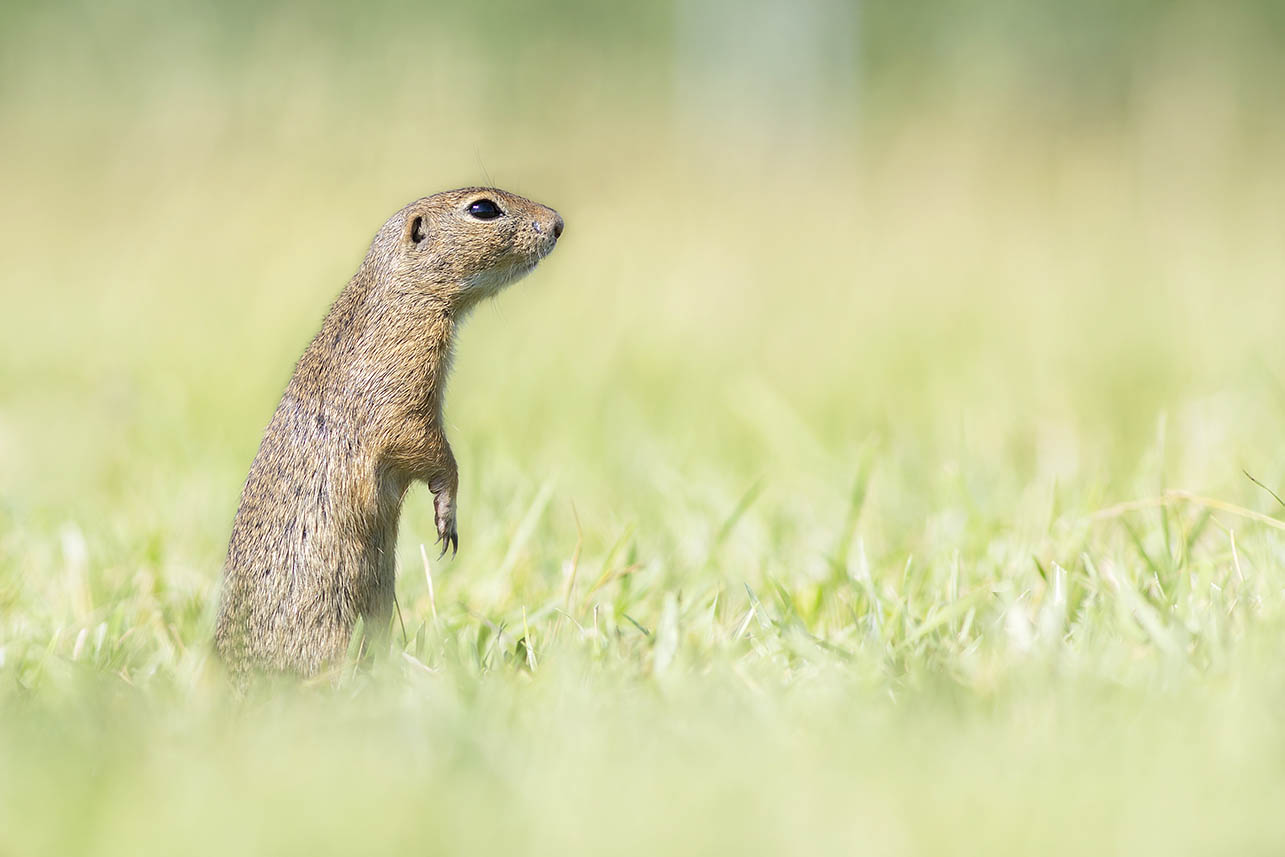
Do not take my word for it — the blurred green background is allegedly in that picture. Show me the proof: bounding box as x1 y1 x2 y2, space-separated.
2 1 1285 854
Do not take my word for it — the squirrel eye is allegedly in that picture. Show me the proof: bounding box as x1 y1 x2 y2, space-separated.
467 199 503 220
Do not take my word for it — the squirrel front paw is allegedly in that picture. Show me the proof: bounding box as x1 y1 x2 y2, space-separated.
434 491 458 558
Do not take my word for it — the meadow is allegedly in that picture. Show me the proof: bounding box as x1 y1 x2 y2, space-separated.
2 2 1285 853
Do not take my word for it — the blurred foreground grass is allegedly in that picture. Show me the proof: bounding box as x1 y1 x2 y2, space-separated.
2 1 1285 854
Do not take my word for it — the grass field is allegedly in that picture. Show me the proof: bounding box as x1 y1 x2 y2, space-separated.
3 2 1285 854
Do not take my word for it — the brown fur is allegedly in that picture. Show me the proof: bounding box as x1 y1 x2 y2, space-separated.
214 187 563 681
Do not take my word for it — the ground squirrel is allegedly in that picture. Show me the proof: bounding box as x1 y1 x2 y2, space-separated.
214 187 564 681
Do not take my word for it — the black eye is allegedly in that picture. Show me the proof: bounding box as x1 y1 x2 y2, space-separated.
467 199 503 220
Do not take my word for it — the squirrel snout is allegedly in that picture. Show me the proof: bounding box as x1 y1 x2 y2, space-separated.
536 212 564 240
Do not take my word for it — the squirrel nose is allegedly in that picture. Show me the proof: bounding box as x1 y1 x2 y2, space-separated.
552 215 564 240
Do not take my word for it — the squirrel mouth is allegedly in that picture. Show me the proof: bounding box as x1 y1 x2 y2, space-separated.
536 236 559 259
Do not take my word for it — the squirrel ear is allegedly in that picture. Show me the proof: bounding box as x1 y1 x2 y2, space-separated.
407 215 429 247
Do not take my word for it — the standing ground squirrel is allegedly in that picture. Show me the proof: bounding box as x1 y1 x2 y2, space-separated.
214 187 564 681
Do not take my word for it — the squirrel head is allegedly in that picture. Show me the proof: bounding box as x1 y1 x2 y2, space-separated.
382 187 564 311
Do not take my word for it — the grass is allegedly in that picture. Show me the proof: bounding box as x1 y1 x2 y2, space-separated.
3 3 1285 854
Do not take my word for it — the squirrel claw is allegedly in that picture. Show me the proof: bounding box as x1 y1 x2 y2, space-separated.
436 528 458 559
